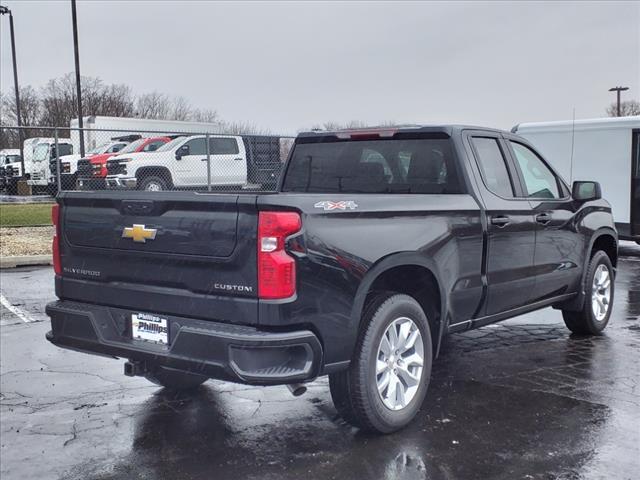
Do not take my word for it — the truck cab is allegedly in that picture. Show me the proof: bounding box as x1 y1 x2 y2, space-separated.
0 149 21 192
27 140 74 189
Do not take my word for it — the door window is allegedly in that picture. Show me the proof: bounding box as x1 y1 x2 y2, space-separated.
107 143 127 153
184 138 207 156
471 137 515 198
143 141 166 152
510 142 560 199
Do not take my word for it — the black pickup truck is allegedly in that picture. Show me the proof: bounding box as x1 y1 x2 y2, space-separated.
46 125 618 433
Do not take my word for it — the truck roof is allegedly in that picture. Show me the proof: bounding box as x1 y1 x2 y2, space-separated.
297 124 507 139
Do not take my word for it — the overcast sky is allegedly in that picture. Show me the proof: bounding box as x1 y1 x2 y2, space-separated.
1 1 639 134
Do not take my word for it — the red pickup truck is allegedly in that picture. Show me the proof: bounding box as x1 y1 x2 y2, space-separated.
77 136 172 189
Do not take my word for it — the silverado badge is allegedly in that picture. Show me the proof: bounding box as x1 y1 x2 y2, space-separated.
122 224 157 243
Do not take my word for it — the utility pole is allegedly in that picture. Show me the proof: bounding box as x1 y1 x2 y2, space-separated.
71 0 85 156
608 86 629 117
0 5 24 176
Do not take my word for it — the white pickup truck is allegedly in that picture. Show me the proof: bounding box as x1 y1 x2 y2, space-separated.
105 135 251 191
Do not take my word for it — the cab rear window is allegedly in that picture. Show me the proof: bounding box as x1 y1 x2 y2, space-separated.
282 136 462 194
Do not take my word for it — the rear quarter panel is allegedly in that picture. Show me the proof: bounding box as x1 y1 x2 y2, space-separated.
258 193 484 366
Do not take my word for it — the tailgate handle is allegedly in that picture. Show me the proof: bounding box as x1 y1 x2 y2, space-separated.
122 200 155 216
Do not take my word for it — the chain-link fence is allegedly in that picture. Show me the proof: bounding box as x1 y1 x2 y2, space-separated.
0 125 295 254
1 125 294 195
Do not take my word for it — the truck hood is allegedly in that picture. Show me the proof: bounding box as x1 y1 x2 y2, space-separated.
109 151 161 162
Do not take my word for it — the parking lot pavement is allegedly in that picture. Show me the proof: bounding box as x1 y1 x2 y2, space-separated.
1 243 638 480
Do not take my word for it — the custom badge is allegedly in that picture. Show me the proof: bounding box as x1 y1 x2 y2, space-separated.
122 224 157 243
314 201 358 211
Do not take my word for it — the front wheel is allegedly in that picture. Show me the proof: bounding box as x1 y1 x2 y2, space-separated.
144 365 207 391
562 250 614 335
329 293 432 433
138 175 169 191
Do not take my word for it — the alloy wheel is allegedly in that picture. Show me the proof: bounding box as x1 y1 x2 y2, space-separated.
591 264 611 321
376 317 424 411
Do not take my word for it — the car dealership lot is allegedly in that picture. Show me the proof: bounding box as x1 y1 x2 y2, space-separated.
1 243 639 480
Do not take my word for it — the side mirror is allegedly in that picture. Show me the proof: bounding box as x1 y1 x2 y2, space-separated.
572 181 601 201
175 145 189 160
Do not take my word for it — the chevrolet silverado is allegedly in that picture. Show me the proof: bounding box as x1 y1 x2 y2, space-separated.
46 125 618 433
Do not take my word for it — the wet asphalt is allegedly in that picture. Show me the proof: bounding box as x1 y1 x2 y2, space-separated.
1 243 639 480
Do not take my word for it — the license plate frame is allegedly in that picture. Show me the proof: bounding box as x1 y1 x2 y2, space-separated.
131 312 169 345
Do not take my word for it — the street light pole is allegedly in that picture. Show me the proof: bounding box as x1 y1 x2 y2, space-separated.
608 86 629 117
0 5 24 176
71 0 85 156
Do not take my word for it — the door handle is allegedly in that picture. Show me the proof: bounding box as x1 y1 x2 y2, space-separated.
536 213 552 224
233 157 244 161
490 215 510 227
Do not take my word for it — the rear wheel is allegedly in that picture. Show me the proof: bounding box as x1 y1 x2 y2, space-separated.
144 365 207 391
562 250 614 335
329 293 432 433
138 175 169 191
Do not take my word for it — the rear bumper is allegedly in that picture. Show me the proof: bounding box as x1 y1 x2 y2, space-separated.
46 300 323 385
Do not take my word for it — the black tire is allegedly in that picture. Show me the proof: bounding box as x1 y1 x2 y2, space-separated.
562 250 614 335
329 292 433 434
138 175 169 191
144 365 207 391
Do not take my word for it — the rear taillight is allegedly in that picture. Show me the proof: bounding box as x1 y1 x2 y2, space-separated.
257 211 301 299
52 204 61 275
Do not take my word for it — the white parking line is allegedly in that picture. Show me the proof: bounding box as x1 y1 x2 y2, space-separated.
0 293 36 323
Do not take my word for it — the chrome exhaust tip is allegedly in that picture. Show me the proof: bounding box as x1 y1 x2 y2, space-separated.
286 383 307 397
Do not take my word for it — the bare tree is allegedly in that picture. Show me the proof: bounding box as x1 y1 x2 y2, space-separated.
190 108 221 124
0 72 275 146
135 91 172 119
308 120 402 131
606 100 640 117
0 87 46 149
135 92 220 125
219 120 270 135
40 73 135 127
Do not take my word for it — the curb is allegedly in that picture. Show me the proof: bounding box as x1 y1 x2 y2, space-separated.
0 255 52 269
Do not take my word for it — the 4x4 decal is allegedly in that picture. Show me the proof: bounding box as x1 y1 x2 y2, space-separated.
314 201 358 211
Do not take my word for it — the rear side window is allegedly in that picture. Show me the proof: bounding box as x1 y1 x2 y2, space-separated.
282 137 462 194
471 137 514 198
209 137 239 155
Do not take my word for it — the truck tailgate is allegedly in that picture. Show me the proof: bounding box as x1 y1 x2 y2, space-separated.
57 191 260 325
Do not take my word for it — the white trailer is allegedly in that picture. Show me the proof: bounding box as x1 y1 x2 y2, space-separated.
69 116 226 153
513 116 640 243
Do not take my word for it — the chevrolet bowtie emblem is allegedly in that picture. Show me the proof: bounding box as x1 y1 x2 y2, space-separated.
122 224 157 243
